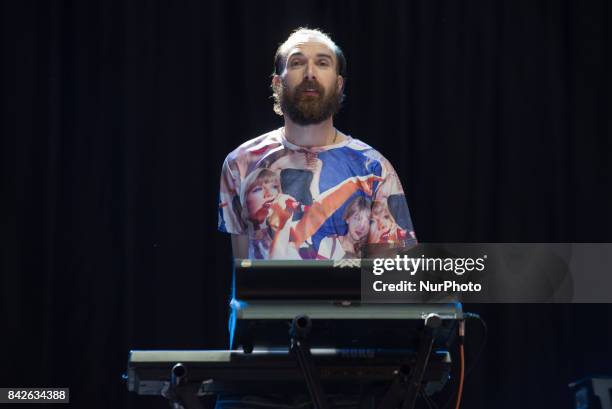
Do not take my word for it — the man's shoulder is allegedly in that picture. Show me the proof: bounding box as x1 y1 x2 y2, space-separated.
344 136 376 153
344 136 392 166
225 128 284 164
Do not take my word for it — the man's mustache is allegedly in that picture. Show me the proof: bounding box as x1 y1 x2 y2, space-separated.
294 80 324 95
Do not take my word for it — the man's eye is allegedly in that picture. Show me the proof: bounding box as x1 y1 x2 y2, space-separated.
318 60 330 66
289 60 303 67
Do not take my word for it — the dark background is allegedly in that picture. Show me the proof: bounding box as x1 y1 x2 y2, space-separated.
1 0 611 408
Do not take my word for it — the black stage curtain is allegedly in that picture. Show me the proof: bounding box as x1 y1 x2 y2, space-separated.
1 1 611 408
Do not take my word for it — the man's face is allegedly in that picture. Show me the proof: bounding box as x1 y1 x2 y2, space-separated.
346 209 370 242
275 39 343 125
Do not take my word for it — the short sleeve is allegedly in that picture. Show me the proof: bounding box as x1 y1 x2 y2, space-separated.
218 158 247 235
368 158 417 248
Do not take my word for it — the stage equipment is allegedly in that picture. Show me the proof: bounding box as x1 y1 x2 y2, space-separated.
570 377 612 409
126 259 464 409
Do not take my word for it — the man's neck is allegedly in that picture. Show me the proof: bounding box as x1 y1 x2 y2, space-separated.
283 117 338 148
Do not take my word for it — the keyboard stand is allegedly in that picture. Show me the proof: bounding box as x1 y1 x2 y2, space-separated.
378 314 442 409
290 314 330 409
162 363 214 409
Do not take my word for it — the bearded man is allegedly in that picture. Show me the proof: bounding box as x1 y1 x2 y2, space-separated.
218 28 417 260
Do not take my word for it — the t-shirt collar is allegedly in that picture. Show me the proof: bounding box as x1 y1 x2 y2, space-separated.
278 127 351 152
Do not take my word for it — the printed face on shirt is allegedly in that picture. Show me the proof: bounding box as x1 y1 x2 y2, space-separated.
347 209 370 242
276 40 344 125
245 170 281 225
369 201 398 243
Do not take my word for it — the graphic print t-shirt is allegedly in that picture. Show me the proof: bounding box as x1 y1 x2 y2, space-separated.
218 129 416 259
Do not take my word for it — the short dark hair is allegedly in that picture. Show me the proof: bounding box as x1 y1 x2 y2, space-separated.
273 28 347 77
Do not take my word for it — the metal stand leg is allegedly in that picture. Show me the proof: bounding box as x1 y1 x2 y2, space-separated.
290 315 330 409
378 314 442 409
162 363 209 409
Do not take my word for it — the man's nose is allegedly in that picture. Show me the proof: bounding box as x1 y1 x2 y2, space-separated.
304 60 316 80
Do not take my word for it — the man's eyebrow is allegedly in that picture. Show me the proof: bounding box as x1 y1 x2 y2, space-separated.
316 53 333 60
287 52 333 60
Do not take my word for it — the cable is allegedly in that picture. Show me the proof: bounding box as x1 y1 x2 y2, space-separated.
454 343 465 409
438 312 487 409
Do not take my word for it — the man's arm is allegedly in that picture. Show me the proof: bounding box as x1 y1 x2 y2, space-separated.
231 234 249 259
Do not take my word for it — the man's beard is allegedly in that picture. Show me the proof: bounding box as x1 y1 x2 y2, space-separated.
279 79 342 125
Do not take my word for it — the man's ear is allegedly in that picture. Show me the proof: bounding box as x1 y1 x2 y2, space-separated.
337 75 345 94
271 74 281 91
